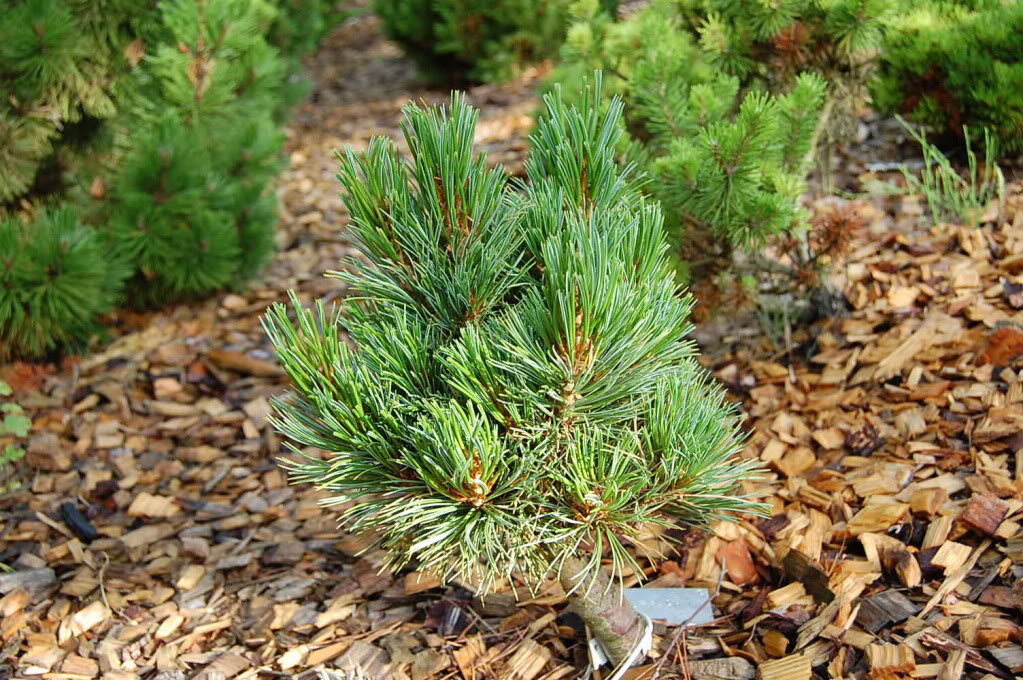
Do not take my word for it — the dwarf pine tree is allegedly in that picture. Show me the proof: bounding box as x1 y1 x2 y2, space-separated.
264 83 761 666
646 73 827 251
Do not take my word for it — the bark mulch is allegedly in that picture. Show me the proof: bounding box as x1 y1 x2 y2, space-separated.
3 13 1023 680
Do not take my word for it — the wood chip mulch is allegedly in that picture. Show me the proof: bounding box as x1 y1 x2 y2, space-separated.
3 13 1023 680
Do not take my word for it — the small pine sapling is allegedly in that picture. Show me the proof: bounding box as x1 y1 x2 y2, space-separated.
643 66 859 316
264 83 762 667
649 74 827 251
644 72 835 300
0 208 127 360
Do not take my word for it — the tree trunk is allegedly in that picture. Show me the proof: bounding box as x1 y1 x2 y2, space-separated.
559 555 646 669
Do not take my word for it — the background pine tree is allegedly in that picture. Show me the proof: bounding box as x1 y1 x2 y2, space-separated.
373 0 602 84
264 82 761 666
550 2 829 295
0 0 340 357
649 74 827 250
685 0 890 142
0 0 123 202
873 0 1023 157
97 0 287 305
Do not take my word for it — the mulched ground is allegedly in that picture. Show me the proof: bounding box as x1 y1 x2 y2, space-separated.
3 12 1023 680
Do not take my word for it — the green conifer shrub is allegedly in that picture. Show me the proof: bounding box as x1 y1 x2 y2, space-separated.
685 0 891 141
106 115 282 305
104 0 286 305
873 0 1023 157
558 0 890 140
0 209 126 360
374 0 601 84
0 0 324 210
264 83 761 667
269 0 347 60
0 0 333 356
648 74 827 251
551 2 831 297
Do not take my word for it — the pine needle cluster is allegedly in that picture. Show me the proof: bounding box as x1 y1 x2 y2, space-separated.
264 83 761 591
374 0 594 84
873 0 1023 157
